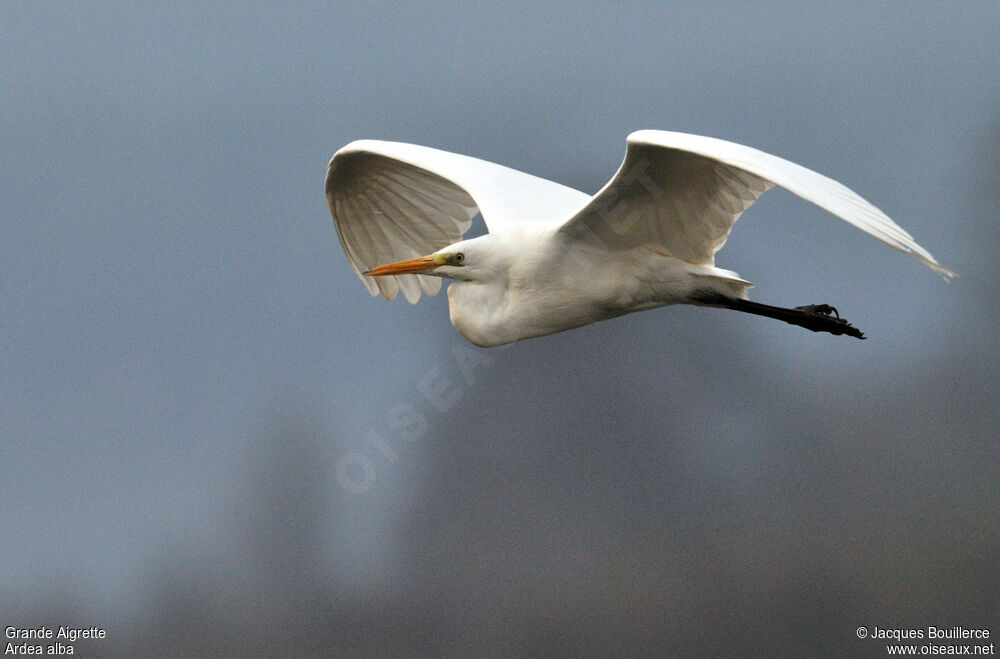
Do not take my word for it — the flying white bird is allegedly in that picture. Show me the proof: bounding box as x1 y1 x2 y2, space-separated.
325 130 954 346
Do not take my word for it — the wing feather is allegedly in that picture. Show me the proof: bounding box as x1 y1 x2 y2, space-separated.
326 140 590 302
558 130 954 278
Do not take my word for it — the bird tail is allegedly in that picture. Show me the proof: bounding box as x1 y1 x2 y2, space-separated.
691 268 753 300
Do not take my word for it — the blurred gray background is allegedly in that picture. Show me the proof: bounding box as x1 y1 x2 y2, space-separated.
2 2 998 656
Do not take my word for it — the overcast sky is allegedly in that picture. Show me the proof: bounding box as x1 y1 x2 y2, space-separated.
2 3 998 654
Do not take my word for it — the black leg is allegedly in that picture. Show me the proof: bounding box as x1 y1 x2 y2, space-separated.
691 292 866 339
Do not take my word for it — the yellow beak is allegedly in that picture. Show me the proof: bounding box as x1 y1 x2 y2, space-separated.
364 254 442 277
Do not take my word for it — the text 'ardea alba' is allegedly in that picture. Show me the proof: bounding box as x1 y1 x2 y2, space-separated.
326 131 954 346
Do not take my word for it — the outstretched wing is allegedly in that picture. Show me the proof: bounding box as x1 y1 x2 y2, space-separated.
326 140 590 302
558 130 955 278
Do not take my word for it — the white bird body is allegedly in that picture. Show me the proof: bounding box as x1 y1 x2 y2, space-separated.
442 229 745 346
325 131 953 346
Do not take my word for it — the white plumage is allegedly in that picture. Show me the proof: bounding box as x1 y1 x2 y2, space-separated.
325 131 953 346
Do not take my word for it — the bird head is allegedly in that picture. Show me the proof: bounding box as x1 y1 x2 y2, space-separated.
363 237 494 282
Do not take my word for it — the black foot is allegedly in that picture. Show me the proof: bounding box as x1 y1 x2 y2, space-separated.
795 304 839 318
793 303 865 339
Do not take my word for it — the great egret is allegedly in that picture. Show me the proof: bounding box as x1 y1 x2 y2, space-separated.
325 130 953 346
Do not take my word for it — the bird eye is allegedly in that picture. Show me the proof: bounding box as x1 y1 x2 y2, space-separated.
454 252 465 264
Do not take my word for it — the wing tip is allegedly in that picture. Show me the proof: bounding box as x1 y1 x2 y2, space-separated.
927 260 958 280
901 248 956 280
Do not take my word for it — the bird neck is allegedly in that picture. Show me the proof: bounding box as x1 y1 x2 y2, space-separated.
446 280 517 347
